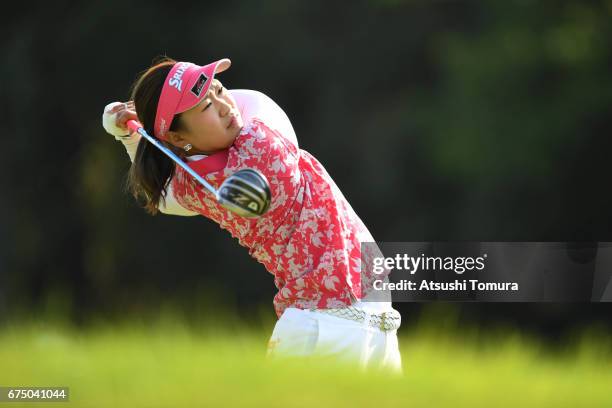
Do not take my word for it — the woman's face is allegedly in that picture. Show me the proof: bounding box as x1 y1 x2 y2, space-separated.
167 79 243 155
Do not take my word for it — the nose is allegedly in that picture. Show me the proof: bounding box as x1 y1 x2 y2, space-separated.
214 94 231 117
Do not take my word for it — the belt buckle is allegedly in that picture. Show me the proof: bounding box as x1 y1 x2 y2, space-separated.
379 312 386 331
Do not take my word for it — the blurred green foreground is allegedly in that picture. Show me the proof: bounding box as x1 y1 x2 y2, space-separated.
1 315 611 408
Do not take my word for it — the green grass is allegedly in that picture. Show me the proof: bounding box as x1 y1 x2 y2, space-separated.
0 314 611 408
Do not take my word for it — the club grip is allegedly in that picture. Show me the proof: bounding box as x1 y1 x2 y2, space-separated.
127 119 143 134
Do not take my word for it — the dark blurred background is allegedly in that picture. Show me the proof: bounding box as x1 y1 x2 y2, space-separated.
1 0 611 339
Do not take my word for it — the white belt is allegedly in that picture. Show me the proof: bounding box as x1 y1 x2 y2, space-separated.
314 306 401 332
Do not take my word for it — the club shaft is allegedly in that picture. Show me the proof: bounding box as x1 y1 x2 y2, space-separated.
127 120 218 196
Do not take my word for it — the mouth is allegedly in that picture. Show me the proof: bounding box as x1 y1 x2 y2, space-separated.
227 116 237 129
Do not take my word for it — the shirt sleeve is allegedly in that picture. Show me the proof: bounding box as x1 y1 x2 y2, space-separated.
118 134 198 217
119 132 141 162
230 89 299 150
161 181 199 216
233 118 300 194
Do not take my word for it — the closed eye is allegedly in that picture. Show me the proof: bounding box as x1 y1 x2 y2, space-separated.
201 84 223 111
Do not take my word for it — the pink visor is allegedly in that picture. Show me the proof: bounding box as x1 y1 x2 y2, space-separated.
154 58 231 141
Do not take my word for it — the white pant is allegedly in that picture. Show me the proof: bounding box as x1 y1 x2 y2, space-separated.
267 301 402 373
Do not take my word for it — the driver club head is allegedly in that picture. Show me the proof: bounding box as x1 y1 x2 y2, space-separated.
216 169 272 217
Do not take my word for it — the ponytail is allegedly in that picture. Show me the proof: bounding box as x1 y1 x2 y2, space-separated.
127 136 176 215
125 57 185 215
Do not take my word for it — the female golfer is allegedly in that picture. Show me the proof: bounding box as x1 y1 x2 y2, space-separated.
102 57 402 371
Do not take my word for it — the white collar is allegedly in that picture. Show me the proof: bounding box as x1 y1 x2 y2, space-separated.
184 154 207 162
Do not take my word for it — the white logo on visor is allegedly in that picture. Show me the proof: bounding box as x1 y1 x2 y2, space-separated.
168 63 189 91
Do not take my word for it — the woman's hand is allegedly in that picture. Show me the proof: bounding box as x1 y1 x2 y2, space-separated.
102 101 138 139
108 101 138 131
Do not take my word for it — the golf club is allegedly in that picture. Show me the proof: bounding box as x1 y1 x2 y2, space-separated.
127 119 271 217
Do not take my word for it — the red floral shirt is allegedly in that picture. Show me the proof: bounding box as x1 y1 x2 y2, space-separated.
171 118 377 317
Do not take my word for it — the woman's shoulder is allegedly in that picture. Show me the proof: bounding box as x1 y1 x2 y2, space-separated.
230 89 288 125
238 116 276 139
229 89 273 107
230 89 270 119
230 89 299 150
235 117 299 163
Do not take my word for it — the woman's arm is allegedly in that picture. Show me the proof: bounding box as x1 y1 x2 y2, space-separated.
159 180 198 216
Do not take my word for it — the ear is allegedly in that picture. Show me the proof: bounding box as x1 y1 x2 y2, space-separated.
166 130 187 150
